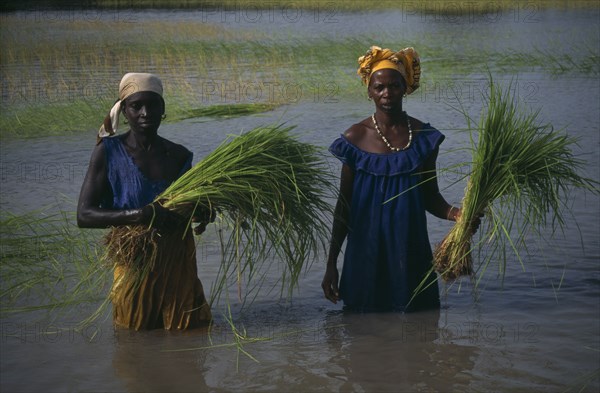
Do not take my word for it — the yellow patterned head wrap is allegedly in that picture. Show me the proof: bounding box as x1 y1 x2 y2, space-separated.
357 46 421 95
98 73 164 141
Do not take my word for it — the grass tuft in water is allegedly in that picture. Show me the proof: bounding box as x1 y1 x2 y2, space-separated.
180 103 281 120
0 207 108 319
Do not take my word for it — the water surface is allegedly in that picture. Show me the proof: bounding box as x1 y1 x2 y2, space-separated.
1 7 599 393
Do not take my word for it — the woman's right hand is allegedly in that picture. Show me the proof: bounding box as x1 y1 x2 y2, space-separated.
321 266 340 304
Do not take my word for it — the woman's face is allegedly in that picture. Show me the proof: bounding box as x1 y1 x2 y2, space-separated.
121 91 165 134
368 69 406 113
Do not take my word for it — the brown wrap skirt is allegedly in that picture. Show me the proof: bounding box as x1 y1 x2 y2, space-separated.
111 229 211 330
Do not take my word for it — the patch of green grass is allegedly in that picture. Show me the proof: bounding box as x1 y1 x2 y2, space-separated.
180 103 281 120
0 99 281 139
1 14 598 139
0 207 109 319
0 99 112 139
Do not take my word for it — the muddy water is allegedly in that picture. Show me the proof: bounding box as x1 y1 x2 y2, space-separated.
1 7 599 393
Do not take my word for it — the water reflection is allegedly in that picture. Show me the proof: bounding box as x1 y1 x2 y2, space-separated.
112 327 211 393
324 309 477 392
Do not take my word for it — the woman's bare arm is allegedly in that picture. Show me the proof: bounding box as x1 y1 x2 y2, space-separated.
76 142 150 228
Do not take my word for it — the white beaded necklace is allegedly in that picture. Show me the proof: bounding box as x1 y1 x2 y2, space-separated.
371 111 413 152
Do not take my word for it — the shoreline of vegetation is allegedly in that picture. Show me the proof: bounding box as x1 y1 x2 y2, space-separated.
1 36 597 138
1 5 598 139
1 0 598 12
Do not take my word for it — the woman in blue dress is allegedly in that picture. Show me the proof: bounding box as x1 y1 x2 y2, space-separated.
322 46 473 312
77 73 212 329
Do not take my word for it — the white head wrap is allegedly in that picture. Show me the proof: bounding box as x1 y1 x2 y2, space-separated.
98 73 163 140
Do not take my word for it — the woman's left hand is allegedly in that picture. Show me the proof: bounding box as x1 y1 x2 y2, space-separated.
191 206 217 235
456 208 484 234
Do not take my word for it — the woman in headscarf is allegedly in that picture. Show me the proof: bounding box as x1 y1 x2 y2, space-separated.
77 73 212 330
321 46 479 312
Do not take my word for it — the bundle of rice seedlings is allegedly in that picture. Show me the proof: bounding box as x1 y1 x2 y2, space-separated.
104 124 334 299
433 78 598 282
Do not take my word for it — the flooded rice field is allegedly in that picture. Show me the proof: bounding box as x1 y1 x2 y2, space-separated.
1 5 599 392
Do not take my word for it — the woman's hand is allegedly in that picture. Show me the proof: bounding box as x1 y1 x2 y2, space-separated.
142 201 187 231
322 266 340 304
455 208 484 234
191 206 217 235
142 202 217 235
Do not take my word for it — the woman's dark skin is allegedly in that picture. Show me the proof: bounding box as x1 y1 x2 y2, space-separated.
321 68 479 304
77 91 212 233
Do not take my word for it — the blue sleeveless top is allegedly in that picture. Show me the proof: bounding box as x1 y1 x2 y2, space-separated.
102 135 192 210
329 124 444 312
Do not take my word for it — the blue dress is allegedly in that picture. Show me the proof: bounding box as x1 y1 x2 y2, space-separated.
102 135 212 330
329 124 444 312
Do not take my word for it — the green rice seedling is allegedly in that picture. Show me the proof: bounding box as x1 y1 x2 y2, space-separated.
103 124 335 305
431 76 598 284
0 207 108 318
